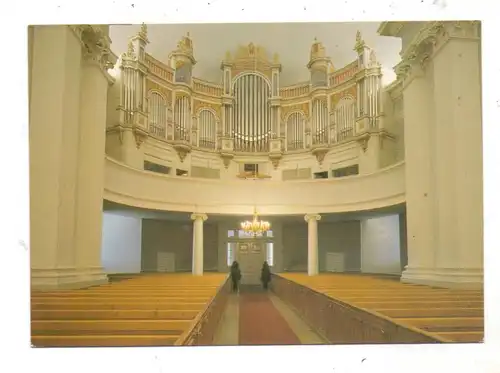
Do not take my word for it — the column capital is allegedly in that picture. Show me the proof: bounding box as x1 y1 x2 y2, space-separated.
191 213 208 222
304 213 321 223
74 25 118 82
397 41 433 85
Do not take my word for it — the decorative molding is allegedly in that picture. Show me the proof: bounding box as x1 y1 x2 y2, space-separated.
146 80 173 105
378 130 396 149
304 213 322 223
191 213 208 221
133 127 148 148
219 152 234 169
377 21 405 37
106 126 125 144
356 133 370 152
269 152 283 169
78 25 117 72
330 85 357 107
281 102 310 120
173 142 192 162
193 100 222 119
311 146 329 165
396 21 480 82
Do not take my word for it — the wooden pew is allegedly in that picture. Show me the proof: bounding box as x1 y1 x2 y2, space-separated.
31 273 228 347
276 273 484 343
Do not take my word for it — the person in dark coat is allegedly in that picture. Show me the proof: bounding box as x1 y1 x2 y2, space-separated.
260 261 272 290
230 261 241 293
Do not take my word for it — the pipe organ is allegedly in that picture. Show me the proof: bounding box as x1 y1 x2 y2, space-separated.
111 26 388 167
232 73 272 152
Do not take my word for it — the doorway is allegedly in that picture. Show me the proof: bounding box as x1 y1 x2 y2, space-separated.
226 229 274 285
236 241 266 285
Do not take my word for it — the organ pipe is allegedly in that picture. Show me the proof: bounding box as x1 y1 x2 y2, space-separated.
333 98 355 143
174 96 190 141
232 74 271 152
286 112 305 150
312 99 328 145
198 110 217 149
123 69 135 124
148 92 167 138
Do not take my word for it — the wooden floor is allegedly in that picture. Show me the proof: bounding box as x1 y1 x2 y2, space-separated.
280 273 484 343
31 273 227 347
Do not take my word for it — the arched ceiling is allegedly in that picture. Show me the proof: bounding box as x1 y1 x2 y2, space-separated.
109 22 401 87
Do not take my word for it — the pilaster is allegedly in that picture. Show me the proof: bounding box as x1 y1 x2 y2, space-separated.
390 21 483 289
398 42 438 283
431 21 483 281
73 27 117 287
30 26 83 289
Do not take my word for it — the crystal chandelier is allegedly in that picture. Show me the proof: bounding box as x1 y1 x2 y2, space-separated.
240 207 271 237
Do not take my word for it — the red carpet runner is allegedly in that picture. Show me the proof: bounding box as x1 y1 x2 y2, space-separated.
238 292 301 345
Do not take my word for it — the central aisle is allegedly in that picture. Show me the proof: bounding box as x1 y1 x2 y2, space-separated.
213 287 326 345
238 291 300 345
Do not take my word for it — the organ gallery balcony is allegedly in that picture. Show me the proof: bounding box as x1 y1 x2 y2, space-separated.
107 27 399 176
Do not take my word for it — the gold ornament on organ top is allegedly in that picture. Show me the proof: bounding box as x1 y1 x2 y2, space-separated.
240 207 271 237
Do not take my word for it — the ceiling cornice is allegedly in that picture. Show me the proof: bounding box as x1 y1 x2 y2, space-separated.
377 22 405 37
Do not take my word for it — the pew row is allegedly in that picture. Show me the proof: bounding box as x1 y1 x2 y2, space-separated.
31 273 230 347
272 273 484 344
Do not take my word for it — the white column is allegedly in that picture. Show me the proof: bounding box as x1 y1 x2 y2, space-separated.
305 214 321 276
191 213 208 275
400 50 438 284
73 31 112 287
431 22 483 287
30 26 82 289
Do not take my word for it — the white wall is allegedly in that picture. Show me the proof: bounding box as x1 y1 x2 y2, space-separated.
101 212 142 273
282 220 361 272
360 215 401 274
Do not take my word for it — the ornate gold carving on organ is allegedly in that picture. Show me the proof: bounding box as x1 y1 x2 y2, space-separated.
193 101 221 119
146 81 172 105
111 28 388 158
330 85 357 107
281 103 310 121
226 43 279 80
